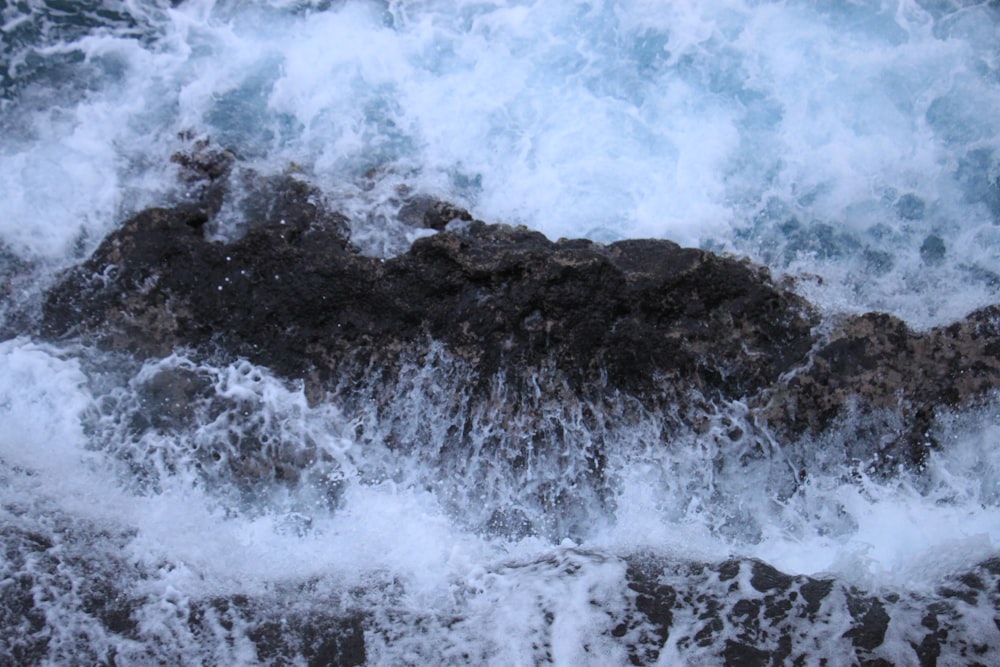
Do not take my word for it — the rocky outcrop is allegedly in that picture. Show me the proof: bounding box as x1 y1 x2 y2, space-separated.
622 552 1000 666
0 512 365 666
13 149 1000 666
37 150 1000 471
4 506 997 667
40 178 816 407
760 307 1000 466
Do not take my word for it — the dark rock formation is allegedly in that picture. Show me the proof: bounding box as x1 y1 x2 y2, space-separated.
760 306 1000 466
5 505 996 666
396 194 474 231
0 511 365 666
622 552 1000 666
37 150 1000 471
12 150 1000 665
40 178 816 408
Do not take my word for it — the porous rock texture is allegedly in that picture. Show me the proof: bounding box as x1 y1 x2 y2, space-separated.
621 552 1000 666
4 505 998 666
42 167 816 405
39 148 1000 470
759 305 1000 466
25 148 1000 665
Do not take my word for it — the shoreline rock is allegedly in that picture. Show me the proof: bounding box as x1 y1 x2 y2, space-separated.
3 508 997 666
9 148 1000 666
37 152 1000 472
40 186 817 398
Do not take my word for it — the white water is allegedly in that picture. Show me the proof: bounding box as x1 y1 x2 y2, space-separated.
2 0 1000 663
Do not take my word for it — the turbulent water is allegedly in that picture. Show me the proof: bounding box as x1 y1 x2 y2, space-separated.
2 0 1000 664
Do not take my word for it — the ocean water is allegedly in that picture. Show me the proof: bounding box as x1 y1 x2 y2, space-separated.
1 0 999 664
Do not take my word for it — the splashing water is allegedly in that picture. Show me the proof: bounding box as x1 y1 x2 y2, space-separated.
2 0 1000 664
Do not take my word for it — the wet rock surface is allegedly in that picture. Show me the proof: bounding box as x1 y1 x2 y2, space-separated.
17 150 1000 664
37 150 1000 471
40 176 816 409
3 505 997 667
761 306 1000 468
622 553 1000 666
0 509 365 666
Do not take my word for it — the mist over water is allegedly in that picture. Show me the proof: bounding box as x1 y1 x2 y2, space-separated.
2 0 1000 663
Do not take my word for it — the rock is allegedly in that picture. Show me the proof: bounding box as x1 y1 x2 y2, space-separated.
199 597 365 667
41 177 355 360
40 174 818 409
396 195 474 230
5 504 998 667
100 357 346 503
36 153 1000 475
169 139 236 224
0 242 35 336
758 306 1000 467
131 364 214 433
621 553 1000 666
896 193 926 221
0 512 365 666
13 149 1000 666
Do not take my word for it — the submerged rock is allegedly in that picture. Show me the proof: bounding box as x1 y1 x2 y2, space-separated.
16 152 1000 665
4 505 996 666
0 512 365 666
622 552 1000 666
920 234 947 264
895 193 926 221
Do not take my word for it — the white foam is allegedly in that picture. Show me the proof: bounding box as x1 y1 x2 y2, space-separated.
2 2 1000 659
750 410 1000 587
4 0 997 318
0 338 92 475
